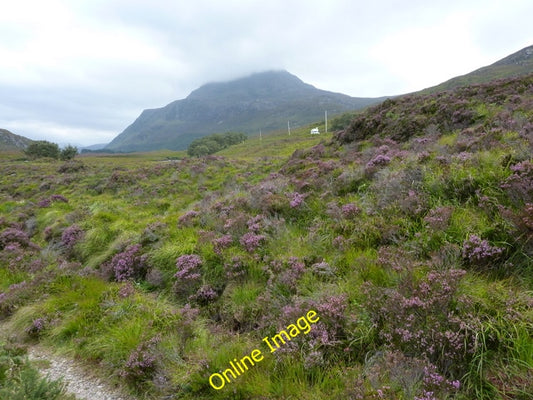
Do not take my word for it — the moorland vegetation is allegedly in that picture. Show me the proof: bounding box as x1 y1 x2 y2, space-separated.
0 74 532 400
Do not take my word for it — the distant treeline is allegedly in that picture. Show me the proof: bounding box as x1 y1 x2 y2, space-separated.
187 132 247 157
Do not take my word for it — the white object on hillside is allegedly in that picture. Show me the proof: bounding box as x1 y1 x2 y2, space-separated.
310 127 320 135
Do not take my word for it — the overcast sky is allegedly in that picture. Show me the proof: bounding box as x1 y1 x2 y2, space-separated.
1 0 531 146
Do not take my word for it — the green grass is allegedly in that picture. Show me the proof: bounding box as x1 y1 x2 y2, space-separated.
1 75 532 399
219 124 333 159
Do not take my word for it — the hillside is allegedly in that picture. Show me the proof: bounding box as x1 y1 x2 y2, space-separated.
1 74 532 400
106 70 385 152
0 128 34 151
423 44 533 93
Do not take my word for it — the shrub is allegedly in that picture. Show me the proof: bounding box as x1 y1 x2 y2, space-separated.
501 160 533 206
24 140 60 159
0 228 34 250
341 203 361 219
177 210 199 227
289 192 305 208
38 198 51 208
462 234 504 269
174 254 202 281
424 206 453 231
239 232 266 252
25 318 47 338
57 160 85 173
189 284 219 306
59 145 78 161
173 254 203 297
107 244 147 282
60 225 84 255
120 335 161 385
363 269 476 376
355 351 460 400
50 194 68 203
212 234 233 255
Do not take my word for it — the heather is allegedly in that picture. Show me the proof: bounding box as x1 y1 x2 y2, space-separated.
0 75 532 399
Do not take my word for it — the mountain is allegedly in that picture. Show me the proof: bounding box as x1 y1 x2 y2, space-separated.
423 44 533 93
0 129 34 151
106 70 385 152
81 143 109 151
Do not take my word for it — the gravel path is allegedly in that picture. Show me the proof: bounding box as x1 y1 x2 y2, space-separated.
28 346 134 400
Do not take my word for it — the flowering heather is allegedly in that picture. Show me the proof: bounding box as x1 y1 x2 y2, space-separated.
239 232 266 252
522 203 533 230
180 303 200 322
304 350 324 367
212 234 233 255
246 214 264 232
224 256 247 280
178 210 199 227
341 203 361 219
38 198 51 208
289 192 305 208
462 234 503 267
120 336 161 383
60 224 84 251
8 281 28 291
418 151 431 162
423 206 453 231
174 254 202 281
363 269 474 374
311 261 336 279
315 294 348 333
109 244 146 282
366 154 391 169
119 282 136 298
274 257 306 291
0 227 32 249
189 284 218 305
501 160 533 205
25 317 47 338
455 151 473 162
50 194 68 203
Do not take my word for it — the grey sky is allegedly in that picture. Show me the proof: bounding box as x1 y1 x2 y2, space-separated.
0 0 531 146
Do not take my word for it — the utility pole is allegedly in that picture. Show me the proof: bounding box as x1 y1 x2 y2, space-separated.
288 120 291 136
260 129 262 141
325 111 328 133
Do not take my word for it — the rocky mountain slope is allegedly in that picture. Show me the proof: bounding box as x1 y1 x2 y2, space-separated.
0 128 34 151
106 70 385 152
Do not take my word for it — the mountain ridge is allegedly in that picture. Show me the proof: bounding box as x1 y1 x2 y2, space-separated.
106 70 386 152
423 44 533 93
0 128 34 151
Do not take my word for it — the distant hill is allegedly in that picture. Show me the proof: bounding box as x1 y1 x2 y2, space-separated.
423 44 533 93
0 129 34 151
81 143 109 151
106 70 386 152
